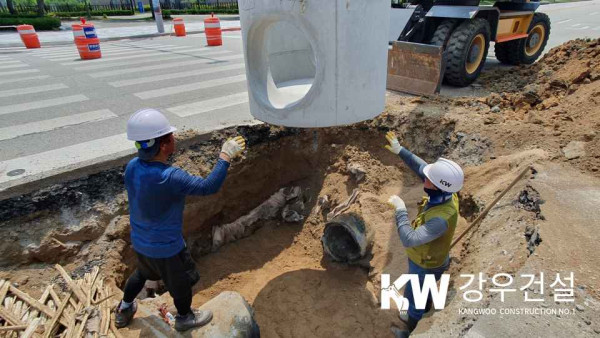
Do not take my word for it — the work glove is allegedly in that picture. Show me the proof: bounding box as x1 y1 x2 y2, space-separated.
387 195 406 211
221 136 246 159
384 131 403 155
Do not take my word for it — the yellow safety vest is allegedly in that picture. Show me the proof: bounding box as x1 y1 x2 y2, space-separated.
406 194 459 269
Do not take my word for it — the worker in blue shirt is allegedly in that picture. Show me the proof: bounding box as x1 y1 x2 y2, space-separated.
115 108 246 332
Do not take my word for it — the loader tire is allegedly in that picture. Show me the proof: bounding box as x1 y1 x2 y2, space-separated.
494 12 551 65
444 18 490 87
430 19 458 46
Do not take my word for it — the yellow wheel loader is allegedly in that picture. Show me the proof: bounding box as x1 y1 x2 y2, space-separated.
387 0 551 95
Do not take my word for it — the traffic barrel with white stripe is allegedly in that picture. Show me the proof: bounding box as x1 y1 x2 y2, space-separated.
17 25 41 49
72 23 84 40
75 23 101 60
174 18 186 37
204 14 222 46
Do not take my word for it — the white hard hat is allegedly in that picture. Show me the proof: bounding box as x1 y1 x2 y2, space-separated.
127 108 177 141
423 158 464 193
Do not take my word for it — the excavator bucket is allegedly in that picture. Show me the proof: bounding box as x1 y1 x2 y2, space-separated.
387 41 445 96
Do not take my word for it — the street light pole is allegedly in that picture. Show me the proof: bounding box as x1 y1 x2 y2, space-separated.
152 0 164 33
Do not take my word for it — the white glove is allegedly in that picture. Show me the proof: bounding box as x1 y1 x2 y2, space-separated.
385 131 403 155
221 136 246 159
387 195 406 211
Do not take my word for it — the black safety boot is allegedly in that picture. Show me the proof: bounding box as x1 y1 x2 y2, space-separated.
115 300 137 328
174 309 213 332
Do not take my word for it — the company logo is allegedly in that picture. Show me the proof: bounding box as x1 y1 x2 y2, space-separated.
439 179 452 188
381 274 450 311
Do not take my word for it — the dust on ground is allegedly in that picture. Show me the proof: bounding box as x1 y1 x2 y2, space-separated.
0 38 599 337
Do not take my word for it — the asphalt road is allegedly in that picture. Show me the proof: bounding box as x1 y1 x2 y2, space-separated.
0 0 599 195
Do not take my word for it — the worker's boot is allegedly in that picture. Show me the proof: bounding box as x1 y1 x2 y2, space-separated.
115 300 137 328
174 309 213 332
398 311 419 332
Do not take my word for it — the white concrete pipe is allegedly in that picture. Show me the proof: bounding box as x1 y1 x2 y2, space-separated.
239 0 391 127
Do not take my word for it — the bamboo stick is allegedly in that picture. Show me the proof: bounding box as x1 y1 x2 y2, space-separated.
43 291 73 338
0 325 28 332
451 165 533 249
54 265 87 304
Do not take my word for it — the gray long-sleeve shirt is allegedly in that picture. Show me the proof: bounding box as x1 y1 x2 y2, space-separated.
395 148 449 248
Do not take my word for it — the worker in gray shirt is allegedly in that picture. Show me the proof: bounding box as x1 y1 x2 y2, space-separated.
384 131 464 336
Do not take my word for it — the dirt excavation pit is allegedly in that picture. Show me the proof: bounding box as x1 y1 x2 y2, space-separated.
0 38 599 336
0 122 468 336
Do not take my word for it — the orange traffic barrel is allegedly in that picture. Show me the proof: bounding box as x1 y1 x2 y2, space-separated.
71 23 84 40
17 25 41 49
76 37 101 59
173 18 186 37
204 14 222 46
74 22 101 60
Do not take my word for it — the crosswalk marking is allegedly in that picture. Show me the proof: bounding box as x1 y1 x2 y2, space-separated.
89 54 244 78
167 92 249 117
31 46 133 57
109 62 246 87
0 60 23 65
0 133 132 190
0 63 28 70
134 74 247 99
0 94 88 116
3 69 40 76
0 109 117 141
60 46 208 65
0 83 68 98
0 75 50 86
46 45 193 61
0 63 29 70
73 49 232 71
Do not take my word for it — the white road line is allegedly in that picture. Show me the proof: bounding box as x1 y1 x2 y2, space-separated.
62 46 218 66
571 23 582 27
594 26 600 31
0 83 68 98
135 74 247 99
73 50 231 71
0 109 117 141
109 62 246 87
90 54 244 78
590 11 598 15
557 19 572 24
0 75 50 86
3 69 40 76
0 94 88 116
31 47 130 57
167 91 249 117
45 45 192 61
0 63 28 70
0 133 132 191
0 60 23 65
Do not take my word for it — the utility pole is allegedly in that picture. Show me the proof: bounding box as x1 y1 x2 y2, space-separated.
151 0 164 33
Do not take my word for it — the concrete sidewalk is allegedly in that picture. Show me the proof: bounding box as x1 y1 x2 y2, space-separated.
0 18 241 47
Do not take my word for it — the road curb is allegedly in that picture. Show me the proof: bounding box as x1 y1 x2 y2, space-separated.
0 27 241 48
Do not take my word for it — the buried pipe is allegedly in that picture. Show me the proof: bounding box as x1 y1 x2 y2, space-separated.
321 213 373 262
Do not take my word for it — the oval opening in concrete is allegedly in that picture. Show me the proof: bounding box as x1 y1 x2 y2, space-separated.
264 21 316 109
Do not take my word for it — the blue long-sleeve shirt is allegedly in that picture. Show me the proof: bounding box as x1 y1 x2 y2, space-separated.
395 148 450 248
125 157 230 258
